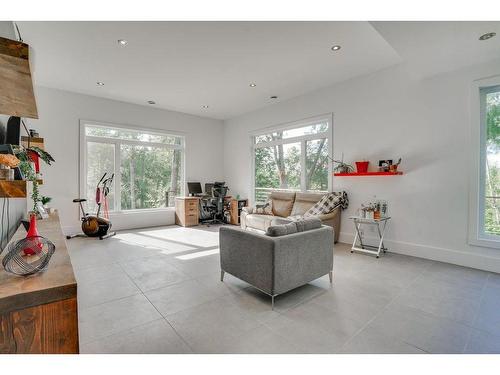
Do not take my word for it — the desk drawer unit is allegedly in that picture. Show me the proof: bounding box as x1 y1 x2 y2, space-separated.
175 197 199 227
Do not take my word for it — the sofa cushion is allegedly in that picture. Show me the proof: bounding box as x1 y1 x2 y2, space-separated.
269 191 296 217
244 214 276 231
266 222 298 237
294 217 322 232
270 217 293 226
290 192 326 216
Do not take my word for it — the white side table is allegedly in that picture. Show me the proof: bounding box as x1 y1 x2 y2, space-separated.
349 216 391 258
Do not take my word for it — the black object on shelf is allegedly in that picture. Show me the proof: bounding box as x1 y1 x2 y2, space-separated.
6 116 21 145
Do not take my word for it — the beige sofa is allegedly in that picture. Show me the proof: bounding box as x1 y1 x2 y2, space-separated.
241 191 342 243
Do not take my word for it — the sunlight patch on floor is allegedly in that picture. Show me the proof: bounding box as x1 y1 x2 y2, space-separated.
114 232 197 253
175 248 220 260
137 226 219 248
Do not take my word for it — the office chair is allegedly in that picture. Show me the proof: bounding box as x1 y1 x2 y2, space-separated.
200 182 229 225
204 183 214 197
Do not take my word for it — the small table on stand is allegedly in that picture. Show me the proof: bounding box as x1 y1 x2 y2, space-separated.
349 216 391 258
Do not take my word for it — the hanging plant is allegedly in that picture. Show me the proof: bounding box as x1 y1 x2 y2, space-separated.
13 145 55 212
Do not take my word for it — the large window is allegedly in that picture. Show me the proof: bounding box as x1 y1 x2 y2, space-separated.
480 85 500 239
252 116 332 203
81 122 184 212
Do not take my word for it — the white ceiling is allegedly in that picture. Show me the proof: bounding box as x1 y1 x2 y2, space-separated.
18 21 401 120
16 21 500 120
371 21 500 78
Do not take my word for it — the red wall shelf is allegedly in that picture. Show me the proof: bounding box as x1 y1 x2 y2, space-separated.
334 171 403 177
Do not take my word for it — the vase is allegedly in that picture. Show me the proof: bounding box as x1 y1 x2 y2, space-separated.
27 150 40 173
23 213 42 255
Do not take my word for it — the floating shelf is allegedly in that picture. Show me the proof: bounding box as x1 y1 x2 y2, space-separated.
21 136 45 150
0 180 27 198
0 179 44 198
334 171 403 177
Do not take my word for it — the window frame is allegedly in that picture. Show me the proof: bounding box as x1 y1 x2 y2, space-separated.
250 114 333 203
79 120 185 214
469 77 500 248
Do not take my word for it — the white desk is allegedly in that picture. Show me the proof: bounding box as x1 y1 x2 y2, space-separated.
349 216 391 258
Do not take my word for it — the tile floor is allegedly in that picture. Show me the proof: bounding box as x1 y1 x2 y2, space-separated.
67 224 500 354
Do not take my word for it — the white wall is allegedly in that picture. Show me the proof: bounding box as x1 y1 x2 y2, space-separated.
25 86 224 234
223 58 500 273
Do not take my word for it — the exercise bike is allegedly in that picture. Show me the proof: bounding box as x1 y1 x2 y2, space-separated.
66 173 116 240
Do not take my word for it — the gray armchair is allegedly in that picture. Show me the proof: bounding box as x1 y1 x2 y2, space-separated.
219 225 334 308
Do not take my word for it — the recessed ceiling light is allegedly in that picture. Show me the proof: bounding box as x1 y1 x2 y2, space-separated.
118 39 128 46
270 95 278 99
202 105 209 109
249 83 257 87
147 100 156 105
331 45 341 51
479 32 496 41
96 81 104 86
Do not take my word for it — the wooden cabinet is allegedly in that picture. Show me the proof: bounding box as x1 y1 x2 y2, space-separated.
0 212 79 353
229 199 248 225
175 197 200 227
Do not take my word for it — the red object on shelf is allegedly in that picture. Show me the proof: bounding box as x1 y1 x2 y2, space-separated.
27 150 40 173
334 171 403 176
23 213 43 255
355 161 369 173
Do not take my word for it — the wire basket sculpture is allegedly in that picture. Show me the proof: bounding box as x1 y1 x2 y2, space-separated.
2 236 56 276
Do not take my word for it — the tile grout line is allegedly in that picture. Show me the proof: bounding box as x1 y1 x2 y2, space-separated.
337 258 432 353
78 262 193 350
79 318 167 350
72 228 219 352
77 263 161 347
461 273 492 353
116 261 196 353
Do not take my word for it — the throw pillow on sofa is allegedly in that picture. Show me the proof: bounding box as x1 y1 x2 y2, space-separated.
266 222 298 237
255 200 273 215
265 217 322 237
294 217 322 232
304 193 342 217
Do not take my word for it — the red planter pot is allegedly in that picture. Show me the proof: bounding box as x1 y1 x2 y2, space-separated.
355 161 369 173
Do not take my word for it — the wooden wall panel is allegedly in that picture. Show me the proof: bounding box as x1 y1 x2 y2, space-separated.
0 37 38 119
41 298 79 354
0 313 16 353
11 305 43 353
0 298 79 354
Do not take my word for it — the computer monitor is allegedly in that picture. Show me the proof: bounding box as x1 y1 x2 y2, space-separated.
187 182 203 196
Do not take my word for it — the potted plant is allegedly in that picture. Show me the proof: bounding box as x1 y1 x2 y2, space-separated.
328 153 354 174
13 145 55 215
41 196 52 210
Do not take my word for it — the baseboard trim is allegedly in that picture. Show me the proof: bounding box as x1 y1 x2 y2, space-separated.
339 231 500 274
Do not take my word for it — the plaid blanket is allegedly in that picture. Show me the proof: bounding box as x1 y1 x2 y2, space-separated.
303 191 349 217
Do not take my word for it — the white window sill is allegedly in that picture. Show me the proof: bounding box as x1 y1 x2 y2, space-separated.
108 207 175 216
469 236 500 249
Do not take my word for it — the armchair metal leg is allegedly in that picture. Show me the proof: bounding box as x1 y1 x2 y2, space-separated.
220 270 225 282
271 295 275 310
329 270 333 284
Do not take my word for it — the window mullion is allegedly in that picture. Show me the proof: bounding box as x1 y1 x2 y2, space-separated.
114 141 122 212
300 140 306 192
